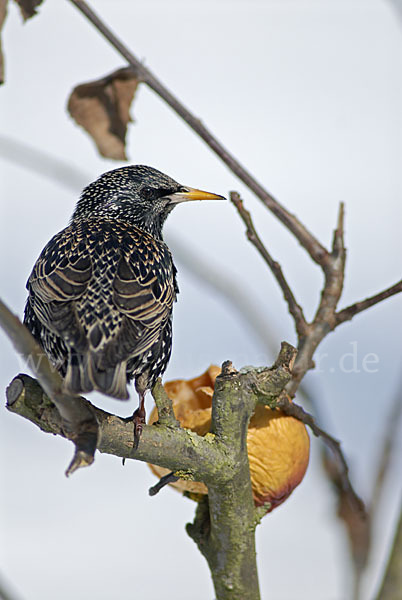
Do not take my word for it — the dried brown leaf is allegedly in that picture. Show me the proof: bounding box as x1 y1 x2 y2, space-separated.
13 0 43 21
67 67 140 160
0 0 7 84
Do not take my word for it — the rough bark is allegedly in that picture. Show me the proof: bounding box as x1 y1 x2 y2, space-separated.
5 343 296 600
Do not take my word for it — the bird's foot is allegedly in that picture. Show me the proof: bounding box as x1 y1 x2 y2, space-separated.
133 407 146 450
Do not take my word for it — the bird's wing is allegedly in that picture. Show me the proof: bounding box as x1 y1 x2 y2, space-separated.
103 229 176 368
26 221 176 392
26 226 92 353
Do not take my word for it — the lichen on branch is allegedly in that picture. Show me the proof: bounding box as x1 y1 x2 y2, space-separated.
4 327 298 600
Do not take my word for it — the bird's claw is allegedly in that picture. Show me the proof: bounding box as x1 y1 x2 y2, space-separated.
133 408 146 450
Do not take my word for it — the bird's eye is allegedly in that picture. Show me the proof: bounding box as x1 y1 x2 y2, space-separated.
141 186 155 200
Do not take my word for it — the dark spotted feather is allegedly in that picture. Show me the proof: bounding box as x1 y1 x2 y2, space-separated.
24 218 177 399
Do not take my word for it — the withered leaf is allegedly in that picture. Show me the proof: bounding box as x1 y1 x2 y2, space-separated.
67 67 140 161
0 0 7 84
13 0 43 21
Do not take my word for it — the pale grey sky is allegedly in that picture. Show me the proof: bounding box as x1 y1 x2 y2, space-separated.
1 1 401 599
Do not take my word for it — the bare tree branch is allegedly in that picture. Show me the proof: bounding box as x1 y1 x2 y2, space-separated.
321 443 371 600
6 374 227 478
68 0 328 265
287 202 346 394
151 379 180 428
0 298 98 475
337 376 402 600
229 192 369 519
5 352 297 600
230 191 309 338
251 344 365 521
228 193 349 397
149 471 179 496
336 280 402 325
274 395 366 516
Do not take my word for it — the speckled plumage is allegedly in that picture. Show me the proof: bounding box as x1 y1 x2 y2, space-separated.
24 166 223 421
24 217 176 399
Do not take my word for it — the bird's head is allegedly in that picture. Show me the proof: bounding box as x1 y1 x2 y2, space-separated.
71 165 225 238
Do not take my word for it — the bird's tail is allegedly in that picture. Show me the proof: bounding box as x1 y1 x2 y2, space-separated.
64 351 129 400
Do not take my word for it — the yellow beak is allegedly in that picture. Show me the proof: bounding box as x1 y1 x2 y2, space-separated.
168 187 226 204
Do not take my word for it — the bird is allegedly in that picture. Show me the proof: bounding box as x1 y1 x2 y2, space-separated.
24 165 225 447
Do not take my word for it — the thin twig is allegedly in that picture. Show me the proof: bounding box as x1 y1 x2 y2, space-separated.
314 201 346 327
151 379 180 428
336 280 402 325
230 192 309 338
68 0 328 266
149 472 179 496
276 395 366 516
321 443 371 600
331 374 402 600
287 203 346 395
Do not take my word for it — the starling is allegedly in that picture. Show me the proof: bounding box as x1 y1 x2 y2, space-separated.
24 165 224 446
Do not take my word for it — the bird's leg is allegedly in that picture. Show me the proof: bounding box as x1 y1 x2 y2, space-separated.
132 391 146 450
132 373 149 449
